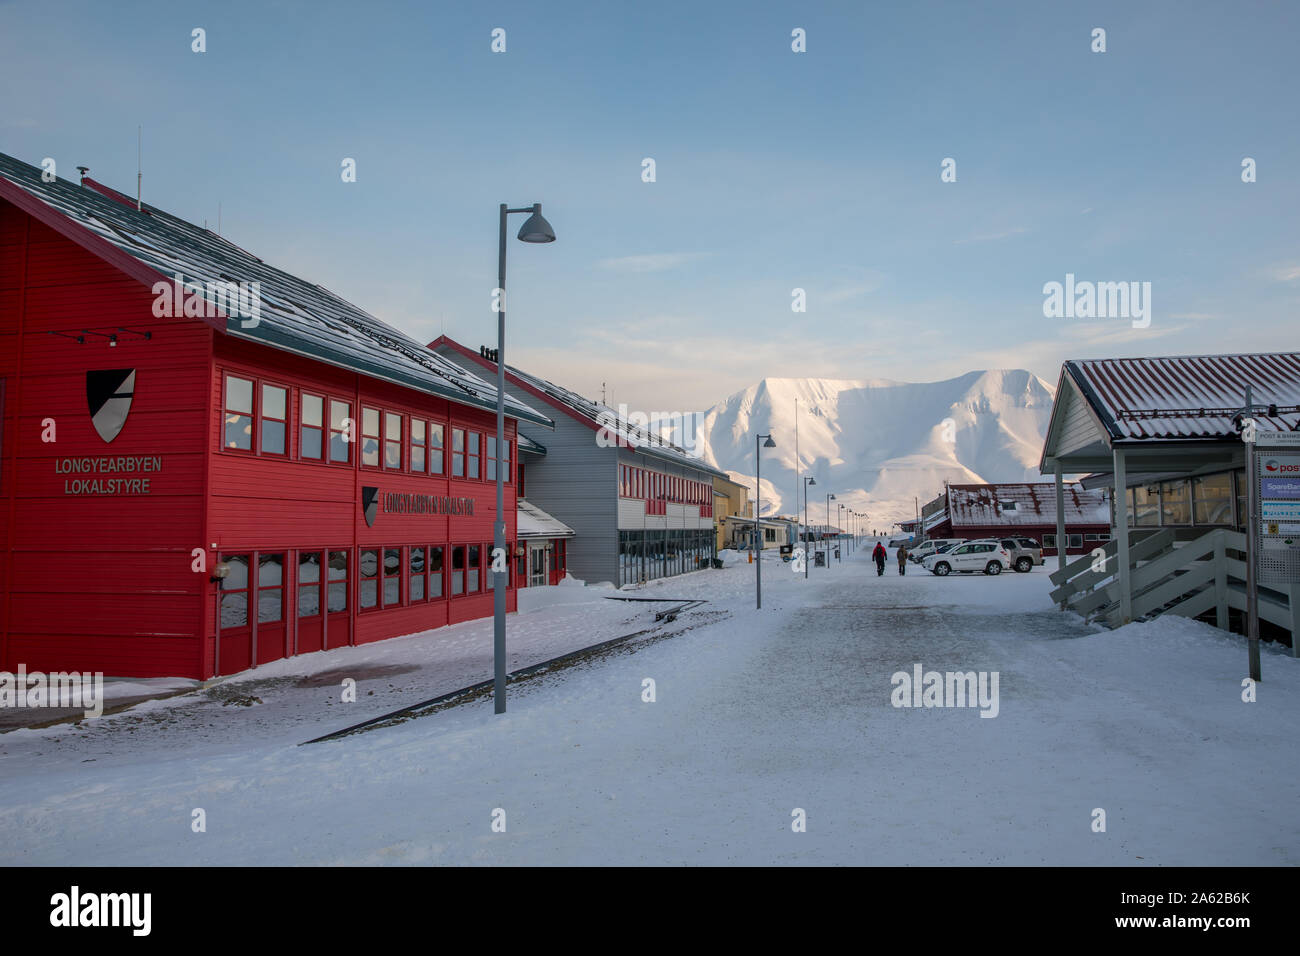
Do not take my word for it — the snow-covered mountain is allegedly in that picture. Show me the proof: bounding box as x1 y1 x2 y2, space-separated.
662 371 1056 531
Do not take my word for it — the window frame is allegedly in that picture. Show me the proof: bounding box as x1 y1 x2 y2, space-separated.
299 392 325 461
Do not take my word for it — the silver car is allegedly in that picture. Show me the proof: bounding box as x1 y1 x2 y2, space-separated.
969 537 1043 573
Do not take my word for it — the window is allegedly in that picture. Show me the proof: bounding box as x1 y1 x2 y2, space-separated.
1161 479 1191 526
452 429 465 477
384 413 402 470
429 423 445 474
258 553 284 622
467 431 481 479
301 394 324 459
452 545 465 595
517 462 526 496
429 546 444 598
1043 534 1057 549
1133 486 1159 526
224 375 253 450
1068 534 1083 549
411 420 426 473
467 544 481 592
487 437 510 482
1193 473 1234 526
384 548 401 604
361 408 381 467
327 550 348 612
219 554 250 627
360 549 379 609
260 385 287 455
329 400 351 463
409 546 426 601
298 551 322 617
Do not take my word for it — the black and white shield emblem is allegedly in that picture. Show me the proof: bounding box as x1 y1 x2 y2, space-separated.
361 486 379 528
86 369 136 443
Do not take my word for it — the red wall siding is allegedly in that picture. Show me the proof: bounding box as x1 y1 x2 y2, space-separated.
1 197 526 681
206 336 519 672
0 199 211 677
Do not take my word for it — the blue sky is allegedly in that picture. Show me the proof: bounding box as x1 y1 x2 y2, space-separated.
2 0 1297 411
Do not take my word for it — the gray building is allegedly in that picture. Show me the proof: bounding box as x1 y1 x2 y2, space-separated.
430 337 727 587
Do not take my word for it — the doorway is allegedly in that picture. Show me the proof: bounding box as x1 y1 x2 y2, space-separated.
529 543 548 587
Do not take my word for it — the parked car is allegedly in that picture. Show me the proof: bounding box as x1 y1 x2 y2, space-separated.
908 538 965 563
966 537 1043 573
922 541 1013 576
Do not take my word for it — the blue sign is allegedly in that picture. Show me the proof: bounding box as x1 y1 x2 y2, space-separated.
1262 477 1300 499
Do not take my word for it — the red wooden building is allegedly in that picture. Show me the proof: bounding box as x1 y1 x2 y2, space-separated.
0 153 553 679
924 482 1111 556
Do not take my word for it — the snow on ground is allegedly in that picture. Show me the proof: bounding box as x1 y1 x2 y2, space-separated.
1 544 1296 866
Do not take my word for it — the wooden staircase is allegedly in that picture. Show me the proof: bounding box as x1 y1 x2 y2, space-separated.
1049 527 1300 648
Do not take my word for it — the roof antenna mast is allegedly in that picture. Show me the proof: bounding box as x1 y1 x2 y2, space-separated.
136 125 142 211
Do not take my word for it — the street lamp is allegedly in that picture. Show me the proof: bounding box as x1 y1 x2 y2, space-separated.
493 201 556 715
755 433 776 608
824 493 835 568
801 476 816 579
837 504 845 562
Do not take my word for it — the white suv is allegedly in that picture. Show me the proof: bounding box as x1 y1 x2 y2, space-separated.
908 538 965 563
923 541 1013 576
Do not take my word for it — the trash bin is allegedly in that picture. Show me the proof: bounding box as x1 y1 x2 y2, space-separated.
814 551 826 567
835 547 841 560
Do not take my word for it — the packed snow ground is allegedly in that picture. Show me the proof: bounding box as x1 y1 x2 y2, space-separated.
1 545 1296 865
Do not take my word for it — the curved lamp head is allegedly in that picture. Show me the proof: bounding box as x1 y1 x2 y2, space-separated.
807 477 816 486
829 493 836 500
517 206 556 243
762 436 776 448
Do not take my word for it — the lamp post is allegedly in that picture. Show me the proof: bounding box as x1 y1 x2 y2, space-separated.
755 433 776 608
837 504 845 562
801 476 816 579
492 201 555 715
825 493 835 568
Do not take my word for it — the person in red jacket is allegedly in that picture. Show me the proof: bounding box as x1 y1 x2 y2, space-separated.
872 541 887 576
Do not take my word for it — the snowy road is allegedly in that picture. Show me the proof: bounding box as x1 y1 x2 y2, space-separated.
2 547 1296 865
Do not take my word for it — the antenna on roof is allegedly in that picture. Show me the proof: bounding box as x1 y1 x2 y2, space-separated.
76 166 89 185
601 382 606 405
136 126 142 211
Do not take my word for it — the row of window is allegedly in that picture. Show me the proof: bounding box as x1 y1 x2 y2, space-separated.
222 373 511 481
217 543 515 629
618 464 714 517
617 528 715 587
1122 471 1242 528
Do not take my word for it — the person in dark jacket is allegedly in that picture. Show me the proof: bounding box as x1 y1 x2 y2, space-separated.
872 541 887 576
896 544 908 575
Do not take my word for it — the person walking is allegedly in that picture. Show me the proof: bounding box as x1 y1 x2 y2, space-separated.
896 543 908 575
872 540 887 576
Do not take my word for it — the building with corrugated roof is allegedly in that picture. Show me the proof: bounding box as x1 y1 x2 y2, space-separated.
0 152 554 679
1040 353 1300 642
429 336 728 587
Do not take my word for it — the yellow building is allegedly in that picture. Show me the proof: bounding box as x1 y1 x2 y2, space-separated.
712 475 752 552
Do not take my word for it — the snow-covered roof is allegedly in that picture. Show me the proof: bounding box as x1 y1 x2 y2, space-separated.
946 483 1109 527
517 434 546 455
1067 354 1300 442
0 152 552 427
516 499 575 539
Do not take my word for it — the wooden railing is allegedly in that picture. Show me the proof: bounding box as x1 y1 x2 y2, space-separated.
1050 527 1299 646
